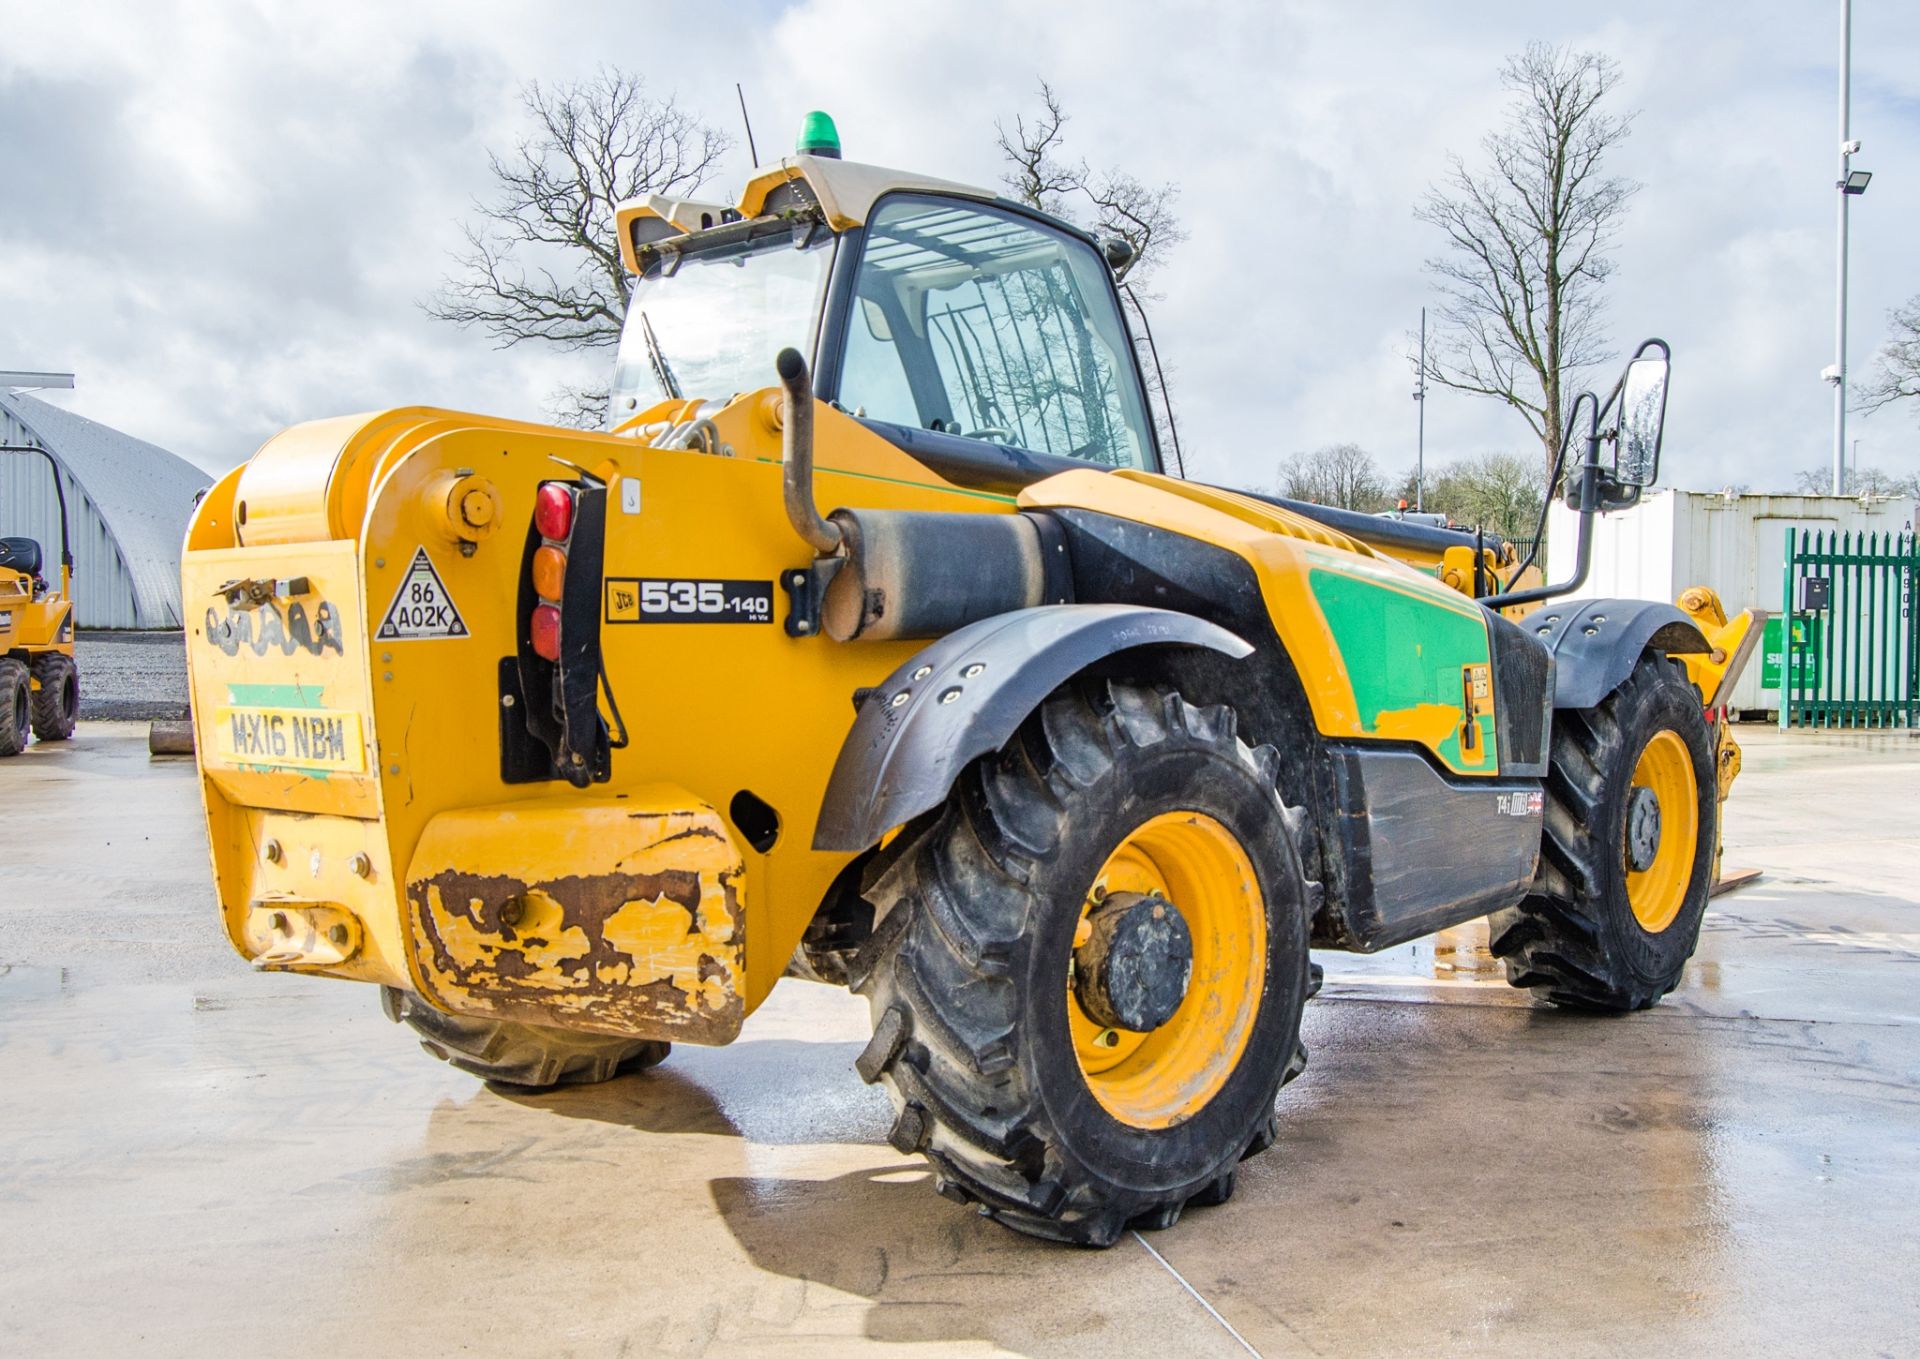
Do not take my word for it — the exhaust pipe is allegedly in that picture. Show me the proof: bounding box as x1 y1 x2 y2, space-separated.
776 348 842 556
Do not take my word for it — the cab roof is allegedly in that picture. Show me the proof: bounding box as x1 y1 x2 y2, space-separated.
614 155 999 274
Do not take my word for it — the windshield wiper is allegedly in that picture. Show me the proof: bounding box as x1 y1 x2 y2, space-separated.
639 311 682 400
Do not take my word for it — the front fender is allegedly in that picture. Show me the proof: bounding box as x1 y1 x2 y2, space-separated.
813 604 1252 852
1528 598 1709 710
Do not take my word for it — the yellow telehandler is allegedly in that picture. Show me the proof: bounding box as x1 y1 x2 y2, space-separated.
182 115 1752 1245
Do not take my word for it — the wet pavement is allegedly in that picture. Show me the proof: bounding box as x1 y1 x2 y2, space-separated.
2 722 1917 1356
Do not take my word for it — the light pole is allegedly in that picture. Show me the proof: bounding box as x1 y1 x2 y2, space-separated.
1413 307 1427 512
1829 0 1873 495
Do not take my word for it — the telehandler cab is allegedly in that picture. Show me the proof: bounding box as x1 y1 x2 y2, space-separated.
183 116 1753 1245
1 442 80 755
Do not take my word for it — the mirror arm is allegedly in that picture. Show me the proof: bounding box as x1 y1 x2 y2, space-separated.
1496 398 1602 609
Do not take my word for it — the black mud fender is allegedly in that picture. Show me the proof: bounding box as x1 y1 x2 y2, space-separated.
1526 598 1709 710
813 604 1253 852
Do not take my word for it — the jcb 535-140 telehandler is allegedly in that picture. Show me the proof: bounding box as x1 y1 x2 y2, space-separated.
1 442 81 755
183 116 1754 1245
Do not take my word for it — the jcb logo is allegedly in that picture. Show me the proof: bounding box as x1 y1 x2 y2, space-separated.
205 600 344 657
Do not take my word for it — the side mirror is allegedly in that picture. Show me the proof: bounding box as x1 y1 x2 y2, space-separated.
1611 343 1669 489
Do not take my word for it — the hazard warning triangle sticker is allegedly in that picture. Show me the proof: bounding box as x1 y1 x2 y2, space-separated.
376 547 469 640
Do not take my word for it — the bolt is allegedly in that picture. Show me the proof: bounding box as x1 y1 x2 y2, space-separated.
350 852 373 879
501 693 517 708
327 924 350 948
389 764 401 775
890 691 911 709
912 665 933 681
939 687 962 704
1592 614 1607 624
269 911 289 934
383 671 393 682
961 663 985 679
795 619 812 633
263 838 283 865
500 897 524 928
375 557 386 569
382 652 392 663
1583 626 1598 636
570 752 584 765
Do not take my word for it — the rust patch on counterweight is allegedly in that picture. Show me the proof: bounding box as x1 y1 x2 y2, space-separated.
407 860 746 1044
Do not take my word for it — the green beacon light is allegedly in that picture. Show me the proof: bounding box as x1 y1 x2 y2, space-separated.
797 110 841 160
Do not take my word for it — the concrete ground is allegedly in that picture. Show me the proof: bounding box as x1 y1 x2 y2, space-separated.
2 723 1917 1357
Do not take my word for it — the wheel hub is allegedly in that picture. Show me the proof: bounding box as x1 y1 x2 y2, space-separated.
1073 891 1193 1033
1625 785 1663 872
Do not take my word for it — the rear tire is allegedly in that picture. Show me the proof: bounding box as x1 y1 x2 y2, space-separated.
381 986 670 1088
1490 653 1716 1011
29 653 77 741
0 659 29 757
853 679 1314 1247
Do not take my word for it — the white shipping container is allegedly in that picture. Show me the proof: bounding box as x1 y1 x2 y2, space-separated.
1545 490 1918 715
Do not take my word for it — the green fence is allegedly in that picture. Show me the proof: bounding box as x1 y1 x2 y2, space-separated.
1779 525 1919 729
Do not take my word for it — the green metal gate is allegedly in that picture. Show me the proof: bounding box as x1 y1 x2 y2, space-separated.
1779 525 1919 728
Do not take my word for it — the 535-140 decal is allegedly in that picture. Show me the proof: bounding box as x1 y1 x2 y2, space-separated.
604 578 774 624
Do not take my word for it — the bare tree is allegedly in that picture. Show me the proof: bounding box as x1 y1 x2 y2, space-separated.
1416 44 1638 479
1793 464 1920 497
1421 450 1547 541
995 81 1186 286
425 69 730 427
1277 443 1392 510
1856 296 1920 419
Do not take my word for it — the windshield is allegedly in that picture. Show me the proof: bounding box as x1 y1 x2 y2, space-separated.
837 196 1156 470
608 228 835 425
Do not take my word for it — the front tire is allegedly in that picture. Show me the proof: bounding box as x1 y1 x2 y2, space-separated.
30 653 78 742
381 987 670 1088
0 659 29 757
853 679 1313 1246
1490 653 1716 1011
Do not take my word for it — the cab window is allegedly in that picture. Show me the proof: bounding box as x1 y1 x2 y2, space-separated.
838 196 1155 470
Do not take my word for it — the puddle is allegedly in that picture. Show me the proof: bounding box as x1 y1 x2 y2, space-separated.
1317 920 1506 986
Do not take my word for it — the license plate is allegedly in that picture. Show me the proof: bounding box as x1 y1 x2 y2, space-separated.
213 705 367 773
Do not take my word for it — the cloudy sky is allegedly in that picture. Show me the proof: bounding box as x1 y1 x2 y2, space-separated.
4 0 1918 498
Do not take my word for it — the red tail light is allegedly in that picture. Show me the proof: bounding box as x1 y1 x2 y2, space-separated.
530 603 561 661
534 483 575 541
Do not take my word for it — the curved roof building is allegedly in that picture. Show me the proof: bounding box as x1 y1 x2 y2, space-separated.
1 390 213 629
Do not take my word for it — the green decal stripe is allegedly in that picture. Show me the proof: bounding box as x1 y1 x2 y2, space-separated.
1307 567 1496 775
225 683 325 708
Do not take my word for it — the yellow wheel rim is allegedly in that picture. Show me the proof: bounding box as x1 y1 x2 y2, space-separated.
1070 811 1266 1129
1624 729 1699 933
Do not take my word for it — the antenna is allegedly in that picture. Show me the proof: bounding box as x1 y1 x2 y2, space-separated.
736 83 760 168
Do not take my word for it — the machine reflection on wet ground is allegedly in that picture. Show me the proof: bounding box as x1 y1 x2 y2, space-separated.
1 722 1917 1356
